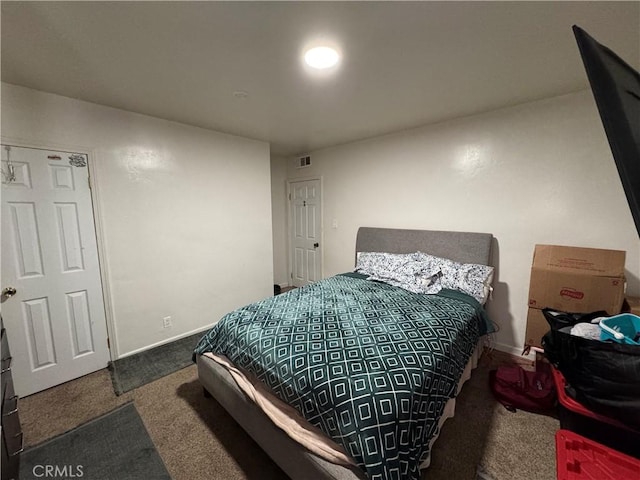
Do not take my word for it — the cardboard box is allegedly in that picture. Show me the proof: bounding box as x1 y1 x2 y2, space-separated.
528 269 625 314
531 244 625 276
525 307 550 348
623 296 640 316
527 245 626 315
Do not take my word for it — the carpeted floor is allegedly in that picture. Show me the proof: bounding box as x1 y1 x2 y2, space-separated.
18 350 559 480
20 403 170 480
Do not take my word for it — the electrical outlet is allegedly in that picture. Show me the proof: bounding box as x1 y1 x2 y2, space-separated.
163 316 172 329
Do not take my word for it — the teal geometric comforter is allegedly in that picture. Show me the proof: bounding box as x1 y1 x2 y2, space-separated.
194 273 491 480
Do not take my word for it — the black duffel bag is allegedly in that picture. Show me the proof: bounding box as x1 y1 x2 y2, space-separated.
541 308 640 431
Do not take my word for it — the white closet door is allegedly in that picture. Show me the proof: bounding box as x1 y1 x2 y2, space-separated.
290 179 321 287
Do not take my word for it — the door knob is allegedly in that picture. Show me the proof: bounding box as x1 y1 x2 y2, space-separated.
313 243 319 248
2 287 17 298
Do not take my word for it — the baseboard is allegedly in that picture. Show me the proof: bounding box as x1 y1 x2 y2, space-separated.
116 324 215 360
492 341 537 362
484 343 536 370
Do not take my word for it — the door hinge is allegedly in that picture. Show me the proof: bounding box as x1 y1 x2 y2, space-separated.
88 176 92 190
289 193 291 201
107 337 110 349
290 272 293 279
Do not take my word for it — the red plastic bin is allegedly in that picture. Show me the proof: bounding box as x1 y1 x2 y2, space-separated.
551 366 631 429
551 366 640 459
556 429 640 480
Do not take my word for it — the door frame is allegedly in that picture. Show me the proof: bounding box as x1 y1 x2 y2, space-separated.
286 176 323 286
1 135 118 360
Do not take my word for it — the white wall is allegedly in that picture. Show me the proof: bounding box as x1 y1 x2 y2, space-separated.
1 83 274 358
281 90 640 355
270 155 289 287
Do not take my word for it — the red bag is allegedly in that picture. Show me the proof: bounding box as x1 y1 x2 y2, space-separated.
489 361 556 413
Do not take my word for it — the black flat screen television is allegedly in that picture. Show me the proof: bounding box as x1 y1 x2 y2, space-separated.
573 25 640 238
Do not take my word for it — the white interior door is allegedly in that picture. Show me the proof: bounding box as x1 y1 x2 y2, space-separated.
1 145 110 397
290 179 321 287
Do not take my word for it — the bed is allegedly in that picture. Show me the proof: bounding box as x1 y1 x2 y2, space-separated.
195 227 494 480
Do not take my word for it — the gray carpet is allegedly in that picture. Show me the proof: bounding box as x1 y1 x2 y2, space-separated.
19 402 171 480
18 360 559 480
110 331 205 395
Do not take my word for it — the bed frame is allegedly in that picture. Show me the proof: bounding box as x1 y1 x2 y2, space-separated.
197 227 494 480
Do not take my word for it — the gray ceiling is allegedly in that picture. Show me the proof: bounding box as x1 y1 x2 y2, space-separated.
2 2 639 157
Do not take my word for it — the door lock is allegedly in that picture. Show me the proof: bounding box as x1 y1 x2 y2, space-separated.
2 287 17 298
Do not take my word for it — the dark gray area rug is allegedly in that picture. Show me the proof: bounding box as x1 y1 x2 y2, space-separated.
110 331 205 395
20 402 170 480
476 465 496 480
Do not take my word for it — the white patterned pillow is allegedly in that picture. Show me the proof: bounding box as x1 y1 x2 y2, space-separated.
356 251 493 302
413 252 494 304
355 252 442 294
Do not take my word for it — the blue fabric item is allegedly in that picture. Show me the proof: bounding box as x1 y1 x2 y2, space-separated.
195 275 491 480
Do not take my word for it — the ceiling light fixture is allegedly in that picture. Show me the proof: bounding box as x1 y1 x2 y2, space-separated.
304 46 340 69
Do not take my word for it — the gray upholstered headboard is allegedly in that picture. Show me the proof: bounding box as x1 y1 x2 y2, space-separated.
355 227 493 266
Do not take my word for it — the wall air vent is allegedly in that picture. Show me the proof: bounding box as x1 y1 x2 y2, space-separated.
297 156 311 168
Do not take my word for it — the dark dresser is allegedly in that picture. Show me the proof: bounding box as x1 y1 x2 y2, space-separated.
1 317 22 479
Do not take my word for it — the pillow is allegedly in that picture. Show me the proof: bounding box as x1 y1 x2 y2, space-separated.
356 251 494 303
356 251 413 277
355 252 442 294
413 252 494 304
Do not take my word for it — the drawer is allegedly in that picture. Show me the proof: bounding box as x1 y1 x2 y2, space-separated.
1 327 8 357
0 355 12 404
1 327 14 408
2 426 22 480
1 373 15 411
0 354 11 378
2 396 22 456
0 328 9 376
2 394 19 423
2 426 23 458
